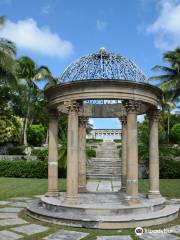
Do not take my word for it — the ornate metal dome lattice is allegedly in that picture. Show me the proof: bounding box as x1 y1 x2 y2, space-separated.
60 48 146 82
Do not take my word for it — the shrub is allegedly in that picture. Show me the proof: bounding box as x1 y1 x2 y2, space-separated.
86 148 96 158
160 158 180 179
31 148 48 161
171 123 180 144
0 160 48 178
27 124 45 146
87 139 103 144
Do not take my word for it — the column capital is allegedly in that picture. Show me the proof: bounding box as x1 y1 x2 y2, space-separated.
122 100 140 114
48 109 59 119
147 109 160 121
64 100 79 113
119 116 127 125
79 116 88 128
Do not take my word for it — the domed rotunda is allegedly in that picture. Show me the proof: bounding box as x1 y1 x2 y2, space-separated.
27 49 179 229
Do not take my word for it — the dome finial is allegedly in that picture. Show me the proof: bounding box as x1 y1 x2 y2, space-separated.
99 47 107 54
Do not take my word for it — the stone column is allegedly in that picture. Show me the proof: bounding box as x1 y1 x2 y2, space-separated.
65 101 79 203
119 116 127 191
78 117 88 192
46 109 59 197
123 100 139 199
148 109 161 198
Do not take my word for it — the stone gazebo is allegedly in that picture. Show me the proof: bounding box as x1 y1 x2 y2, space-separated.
28 48 178 229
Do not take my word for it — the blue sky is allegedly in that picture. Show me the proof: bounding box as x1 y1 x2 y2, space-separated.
0 0 180 129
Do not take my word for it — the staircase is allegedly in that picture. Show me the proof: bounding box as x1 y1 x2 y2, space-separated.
86 141 121 180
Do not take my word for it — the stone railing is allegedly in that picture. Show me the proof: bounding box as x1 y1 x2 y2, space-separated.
0 155 37 161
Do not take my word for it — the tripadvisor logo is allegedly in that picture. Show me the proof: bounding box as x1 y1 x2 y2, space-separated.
135 226 144 236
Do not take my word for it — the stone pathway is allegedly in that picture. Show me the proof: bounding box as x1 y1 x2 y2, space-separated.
138 232 180 240
86 180 121 192
0 196 179 239
43 229 89 239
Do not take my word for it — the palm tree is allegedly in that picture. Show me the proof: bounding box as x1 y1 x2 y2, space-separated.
160 91 177 143
16 56 53 145
149 48 180 99
0 16 17 84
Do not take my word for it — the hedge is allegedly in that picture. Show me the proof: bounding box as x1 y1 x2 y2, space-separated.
0 160 67 178
0 160 48 178
160 158 180 179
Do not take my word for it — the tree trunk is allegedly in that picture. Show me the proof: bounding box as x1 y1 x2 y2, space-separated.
23 104 30 145
23 86 31 145
45 129 49 144
167 111 170 144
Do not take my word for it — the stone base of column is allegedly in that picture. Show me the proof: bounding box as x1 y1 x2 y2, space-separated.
45 191 59 197
148 191 161 199
65 195 79 204
78 186 87 192
125 195 141 204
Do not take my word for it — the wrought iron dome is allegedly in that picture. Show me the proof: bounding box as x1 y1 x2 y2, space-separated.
60 48 146 82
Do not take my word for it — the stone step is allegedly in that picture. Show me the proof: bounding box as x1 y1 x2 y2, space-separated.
28 197 179 229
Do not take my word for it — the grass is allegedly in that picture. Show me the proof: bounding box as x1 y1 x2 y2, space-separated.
0 177 179 239
0 178 180 200
0 178 66 200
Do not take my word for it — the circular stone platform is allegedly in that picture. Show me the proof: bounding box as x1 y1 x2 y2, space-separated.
27 193 179 229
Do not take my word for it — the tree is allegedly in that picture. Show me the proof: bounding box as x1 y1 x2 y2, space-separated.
0 16 17 84
160 91 176 143
171 123 180 144
16 56 53 145
149 48 180 100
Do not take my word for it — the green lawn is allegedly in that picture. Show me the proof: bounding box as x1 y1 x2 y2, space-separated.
0 177 179 240
0 178 180 200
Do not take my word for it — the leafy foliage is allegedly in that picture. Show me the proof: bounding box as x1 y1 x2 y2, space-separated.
0 116 22 144
160 158 180 179
0 160 48 178
27 124 45 146
171 123 180 144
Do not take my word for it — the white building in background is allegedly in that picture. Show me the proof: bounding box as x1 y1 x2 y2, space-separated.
87 129 122 140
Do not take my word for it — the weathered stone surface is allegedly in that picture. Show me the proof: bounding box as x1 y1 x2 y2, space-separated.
139 232 179 240
11 224 49 235
97 236 132 240
0 201 10 205
0 230 22 240
0 218 27 226
0 207 23 213
9 202 28 208
0 213 18 219
166 225 180 234
43 230 89 240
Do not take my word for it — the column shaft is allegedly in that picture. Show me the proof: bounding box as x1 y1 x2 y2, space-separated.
46 110 59 197
126 112 138 198
148 111 160 198
121 117 127 191
78 117 87 192
66 102 79 203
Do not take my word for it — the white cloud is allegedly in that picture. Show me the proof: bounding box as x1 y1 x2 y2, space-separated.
0 18 73 58
96 19 108 31
147 0 180 50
